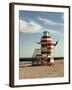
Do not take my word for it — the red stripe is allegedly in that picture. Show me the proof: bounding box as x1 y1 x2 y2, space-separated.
41 40 52 42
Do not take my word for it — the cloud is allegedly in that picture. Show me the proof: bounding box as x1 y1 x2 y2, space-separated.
19 19 61 35
38 17 63 26
38 17 56 25
19 20 42 33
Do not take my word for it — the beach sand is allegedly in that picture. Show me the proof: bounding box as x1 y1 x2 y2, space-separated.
19 59 64 79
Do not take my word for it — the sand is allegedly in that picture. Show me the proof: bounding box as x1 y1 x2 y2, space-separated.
19 60 64 79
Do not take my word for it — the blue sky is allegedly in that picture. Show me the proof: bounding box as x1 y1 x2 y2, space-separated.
19 10 64 58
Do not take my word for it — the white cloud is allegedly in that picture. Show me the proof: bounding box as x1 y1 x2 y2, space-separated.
20 19 61 35
38 17 63 26
38 17 56 25
19 20 42 33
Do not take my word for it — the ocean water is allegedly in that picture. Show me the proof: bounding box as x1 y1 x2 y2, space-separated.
19 61 32 64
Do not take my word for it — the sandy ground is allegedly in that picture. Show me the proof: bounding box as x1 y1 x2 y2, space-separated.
19 60 64 79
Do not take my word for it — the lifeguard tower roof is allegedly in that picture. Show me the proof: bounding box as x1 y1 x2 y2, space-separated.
43 31 50 36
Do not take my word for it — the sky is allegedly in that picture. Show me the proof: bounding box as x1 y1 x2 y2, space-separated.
19 10 64 58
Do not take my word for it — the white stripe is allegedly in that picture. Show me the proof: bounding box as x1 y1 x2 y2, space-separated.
41 38 53 41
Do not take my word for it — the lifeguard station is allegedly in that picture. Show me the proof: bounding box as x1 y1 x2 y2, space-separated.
32 31 58 66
